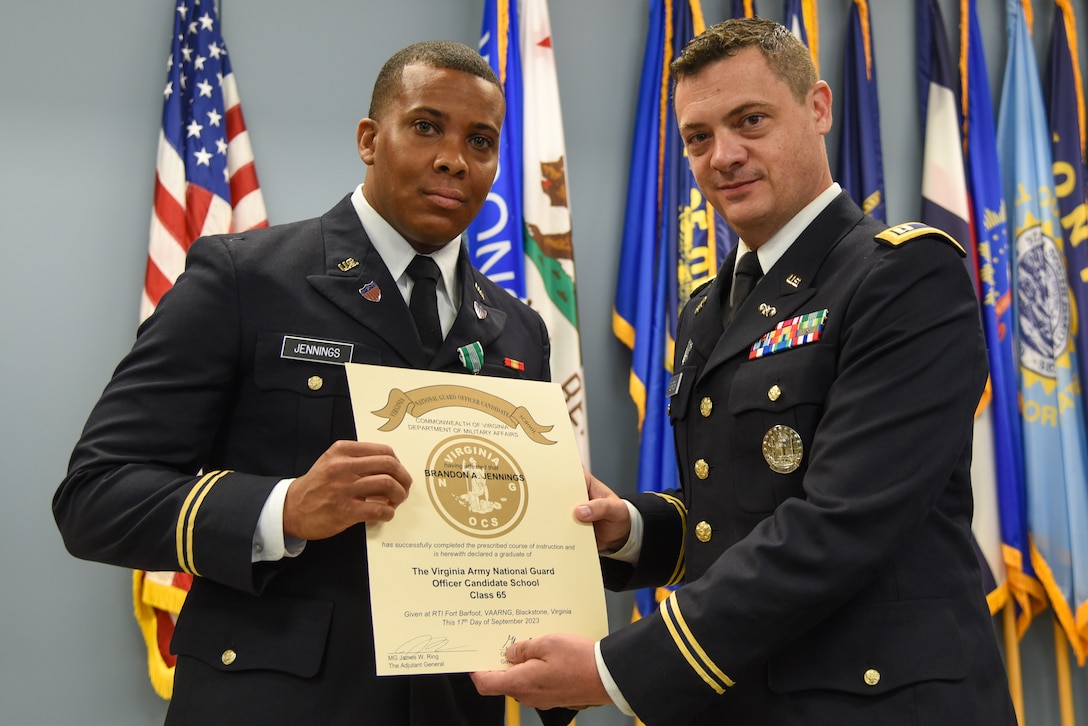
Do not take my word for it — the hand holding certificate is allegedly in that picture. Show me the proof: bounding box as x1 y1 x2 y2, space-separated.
346 363 608 675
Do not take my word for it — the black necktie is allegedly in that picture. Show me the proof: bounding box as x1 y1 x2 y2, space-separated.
406 255 443 359
725 251 763 325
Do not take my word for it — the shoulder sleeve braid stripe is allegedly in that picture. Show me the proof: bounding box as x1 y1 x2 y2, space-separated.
175 470 233 576
661 592 735 694
651 492 688 586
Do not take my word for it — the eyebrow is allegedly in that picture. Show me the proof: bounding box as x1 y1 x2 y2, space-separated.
725 101 772 119
679 100 773 130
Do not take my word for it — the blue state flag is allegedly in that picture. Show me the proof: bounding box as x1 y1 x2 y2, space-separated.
1046 0 1088 421
962 0 1042 635
917 0 1005 614
997 0 1088 662
783 0 819 76
613 0 720 620
731 0 757 18
836 0 885 222
1044 0 1088 658
468 0 526 296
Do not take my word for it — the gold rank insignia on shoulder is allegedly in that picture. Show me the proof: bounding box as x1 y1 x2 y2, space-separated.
875 223 966 257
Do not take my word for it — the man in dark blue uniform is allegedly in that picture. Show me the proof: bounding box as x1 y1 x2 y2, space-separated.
473 18 1016 725
55 40 571 726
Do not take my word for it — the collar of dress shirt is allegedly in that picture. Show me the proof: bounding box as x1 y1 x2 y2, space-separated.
350 184 462 307
732 182 842 276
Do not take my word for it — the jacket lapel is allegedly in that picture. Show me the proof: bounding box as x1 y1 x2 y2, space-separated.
305 196 424 365
306 197 509 370
434 251 508 369
683 248 735 366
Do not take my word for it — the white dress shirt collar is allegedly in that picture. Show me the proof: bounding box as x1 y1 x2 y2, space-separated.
350 184 462 309
733 182 842 275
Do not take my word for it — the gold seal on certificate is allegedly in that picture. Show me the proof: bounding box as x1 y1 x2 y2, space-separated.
346 363 608 675
425 437 528 538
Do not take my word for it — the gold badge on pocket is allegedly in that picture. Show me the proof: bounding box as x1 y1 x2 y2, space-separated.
762 425 803 474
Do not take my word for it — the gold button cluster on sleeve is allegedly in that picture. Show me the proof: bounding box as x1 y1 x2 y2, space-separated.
863 668 880 686
694 459 709 479
307 375 323 391
695 520 712 542
221 649 237 666
700 397 713 417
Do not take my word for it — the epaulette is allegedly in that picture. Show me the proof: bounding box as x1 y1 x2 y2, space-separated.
689 276 715 299
874 223 966 258
678 275 713 315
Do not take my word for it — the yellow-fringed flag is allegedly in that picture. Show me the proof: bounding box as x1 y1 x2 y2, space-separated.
960 0 1044 636
1044 0 1088 657
783 0 819 76
836 0 885 222
613 0 723 632
136 0 267 699
917 0 1007 614
730 0 757 18
997 0 1088 663
1046 0 1088 445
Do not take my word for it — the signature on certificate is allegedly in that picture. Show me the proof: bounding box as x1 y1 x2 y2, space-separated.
498 634 517 663
393 634 475 654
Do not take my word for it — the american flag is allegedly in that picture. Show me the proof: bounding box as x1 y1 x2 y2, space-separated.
141 0 267 321
134 0 267 699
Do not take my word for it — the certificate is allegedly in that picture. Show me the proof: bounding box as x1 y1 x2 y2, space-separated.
346 363 608 675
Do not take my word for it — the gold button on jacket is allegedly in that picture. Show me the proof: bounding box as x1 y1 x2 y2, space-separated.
695 521 712 542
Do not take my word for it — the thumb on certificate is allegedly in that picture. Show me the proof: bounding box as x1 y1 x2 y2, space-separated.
580 468 620 503
576 468 624 522
505 637 532 664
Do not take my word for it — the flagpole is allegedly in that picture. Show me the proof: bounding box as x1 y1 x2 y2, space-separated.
1001 602 1024 724
1052 618 1075 726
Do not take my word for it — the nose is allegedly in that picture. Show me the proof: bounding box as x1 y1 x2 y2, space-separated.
710 133 746 172
434 140 468 176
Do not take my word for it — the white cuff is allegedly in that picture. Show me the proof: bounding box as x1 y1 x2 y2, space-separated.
252 478 306 562
603 500 643 564
595 640 635 716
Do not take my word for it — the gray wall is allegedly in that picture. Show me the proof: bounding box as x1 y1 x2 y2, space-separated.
2 1 1086 724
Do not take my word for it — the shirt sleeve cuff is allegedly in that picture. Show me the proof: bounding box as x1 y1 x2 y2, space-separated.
252 478 307 562
603 500 643 564
595 639 635 716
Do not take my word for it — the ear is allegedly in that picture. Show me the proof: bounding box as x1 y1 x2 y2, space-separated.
357 118 378 166
810 81 833 136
